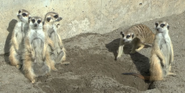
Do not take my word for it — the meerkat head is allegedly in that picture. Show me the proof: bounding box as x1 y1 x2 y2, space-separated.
120 31 134 43
44 12 62 24
155 21 169 33
17 9 31 23
29 16 42 30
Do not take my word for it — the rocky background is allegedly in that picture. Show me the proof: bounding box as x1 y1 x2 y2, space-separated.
1 0 185 54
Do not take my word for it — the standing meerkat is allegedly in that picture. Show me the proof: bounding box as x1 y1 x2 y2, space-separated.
22 16 56 83
117 24 155 59
123 21 175 81
9 9 31 68
43 12 69 68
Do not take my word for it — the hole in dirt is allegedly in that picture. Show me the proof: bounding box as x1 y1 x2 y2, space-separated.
105 38 151 91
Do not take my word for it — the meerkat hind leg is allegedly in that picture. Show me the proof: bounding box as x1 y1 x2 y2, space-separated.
136 43 145 52
56 51 70 65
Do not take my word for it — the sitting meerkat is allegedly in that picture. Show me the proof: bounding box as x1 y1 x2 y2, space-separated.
123 21 175 81
22 16 55 83
9 9 31 68
43 12 69 70
117 24 155 59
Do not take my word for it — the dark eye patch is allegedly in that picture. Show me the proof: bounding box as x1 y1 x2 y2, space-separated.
18 10 21 13
37 20 41 24
126 35 130 38
155 23 158 27
160 24 165 28
47 17 51 22
22 13 27 17
31 19 35 23
54 15 58 18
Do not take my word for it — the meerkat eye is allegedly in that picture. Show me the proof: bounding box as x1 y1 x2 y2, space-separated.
18 10 21 13
47 17 51 22
31 19 35 23
160 24 165 28
22 13 27 17
126 35 130 38
54 15 58 18
37 20 41 24
155 23 158 27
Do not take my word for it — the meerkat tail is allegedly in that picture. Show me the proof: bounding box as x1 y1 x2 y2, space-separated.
122 73 150 80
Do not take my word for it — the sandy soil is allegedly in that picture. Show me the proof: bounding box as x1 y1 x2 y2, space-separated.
1 11 185 93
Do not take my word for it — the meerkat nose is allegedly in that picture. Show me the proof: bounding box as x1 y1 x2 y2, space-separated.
34 24 38 27
17 15 21 18
57 17 62 21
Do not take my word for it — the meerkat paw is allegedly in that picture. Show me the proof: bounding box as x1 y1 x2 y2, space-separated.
16 65 20 69
61 61 70 65
31 79 36 83
117 53 122 59
51 67 58 71
46 72 51 76
168 72 176 76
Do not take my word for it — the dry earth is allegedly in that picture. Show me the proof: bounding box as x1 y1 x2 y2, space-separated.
0 11 185 93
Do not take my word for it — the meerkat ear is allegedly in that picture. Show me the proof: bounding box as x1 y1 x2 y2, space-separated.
120 31 124 37
155 22 158 27
167 26 170 30
120 31 123 35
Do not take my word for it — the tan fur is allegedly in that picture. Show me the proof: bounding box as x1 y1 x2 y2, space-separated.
22 16 55 83
43 12 69 68
117 24 155 59
9 9 30 68
123 21 175 81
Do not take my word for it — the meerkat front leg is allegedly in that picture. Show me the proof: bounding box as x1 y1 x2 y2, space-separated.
117 38 124 58
24 37 35 59
155 47 166 66
47 37 55 51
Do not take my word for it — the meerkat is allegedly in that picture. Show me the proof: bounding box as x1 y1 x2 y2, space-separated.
117 24 155 59
123 21 175 81
22 16 56 83
43 12 69 68
9 9 31 68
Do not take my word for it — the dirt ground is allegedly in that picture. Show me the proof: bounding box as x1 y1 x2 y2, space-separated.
1 11 185 93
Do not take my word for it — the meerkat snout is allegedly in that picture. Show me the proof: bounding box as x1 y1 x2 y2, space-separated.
56 17 62 21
